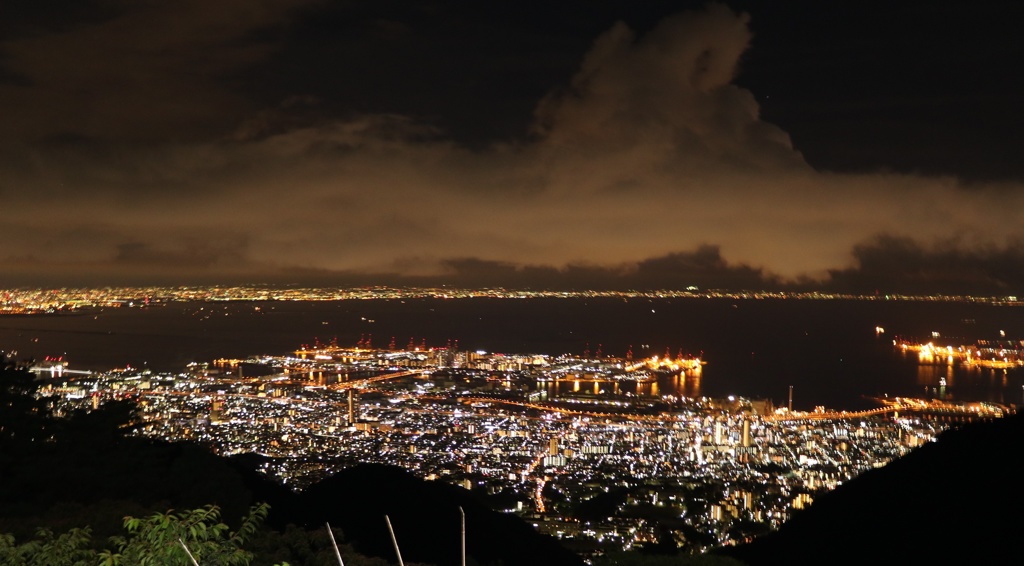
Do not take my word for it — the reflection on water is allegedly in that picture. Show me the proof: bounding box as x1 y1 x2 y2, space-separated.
532 370 701 401
912 356 1024 406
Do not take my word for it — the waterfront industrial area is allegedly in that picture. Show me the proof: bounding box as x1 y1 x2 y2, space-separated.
897 337 1024 370
29 338 1009 557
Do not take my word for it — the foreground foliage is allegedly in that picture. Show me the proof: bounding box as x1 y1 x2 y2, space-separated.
0 504 270 566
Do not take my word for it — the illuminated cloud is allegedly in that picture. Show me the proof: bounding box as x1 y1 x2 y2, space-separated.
532 4 803 175
1 3 1023 292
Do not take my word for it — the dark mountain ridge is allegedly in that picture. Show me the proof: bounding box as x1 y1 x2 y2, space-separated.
720 412 1024 564
0 424 580 565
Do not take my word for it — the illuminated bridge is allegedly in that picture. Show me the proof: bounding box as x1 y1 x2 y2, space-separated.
456 396 679 422
764 398 1010 422
326 369 427 391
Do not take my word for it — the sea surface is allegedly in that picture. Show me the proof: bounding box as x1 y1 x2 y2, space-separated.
2 297 1023 411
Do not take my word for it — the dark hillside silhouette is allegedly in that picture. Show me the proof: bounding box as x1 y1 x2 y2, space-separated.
292 463 583 566
721 413 1024 564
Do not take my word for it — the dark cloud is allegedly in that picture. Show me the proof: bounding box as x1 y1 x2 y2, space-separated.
113 237 250 269
0 0 314 145
234 246 782 291
629 248 779 290
826 236 1024 296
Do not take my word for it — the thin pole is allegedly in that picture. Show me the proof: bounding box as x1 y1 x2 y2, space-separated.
178 538 200 566
326 522 345 566
459 506 466 566
385 515 405 566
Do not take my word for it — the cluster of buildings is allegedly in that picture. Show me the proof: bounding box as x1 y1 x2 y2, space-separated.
34 341 979 559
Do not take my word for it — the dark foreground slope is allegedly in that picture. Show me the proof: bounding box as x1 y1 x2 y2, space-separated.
721 413 1024 565
1 445 579 565
287 464 582 566
0 430 579 566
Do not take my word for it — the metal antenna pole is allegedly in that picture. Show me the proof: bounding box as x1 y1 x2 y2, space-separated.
326 522 345 566
385 515 405 566
459 506 466 566
178 538 200 566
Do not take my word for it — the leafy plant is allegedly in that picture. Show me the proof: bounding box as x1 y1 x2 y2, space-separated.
0 527 95 566
99 503 270 566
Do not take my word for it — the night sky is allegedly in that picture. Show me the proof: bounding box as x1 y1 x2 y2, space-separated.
3 0 1024 292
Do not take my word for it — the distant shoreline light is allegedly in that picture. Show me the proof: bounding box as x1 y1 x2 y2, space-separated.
1 285 1022 313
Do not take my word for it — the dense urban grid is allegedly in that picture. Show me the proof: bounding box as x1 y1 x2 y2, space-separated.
31 338 1006 558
